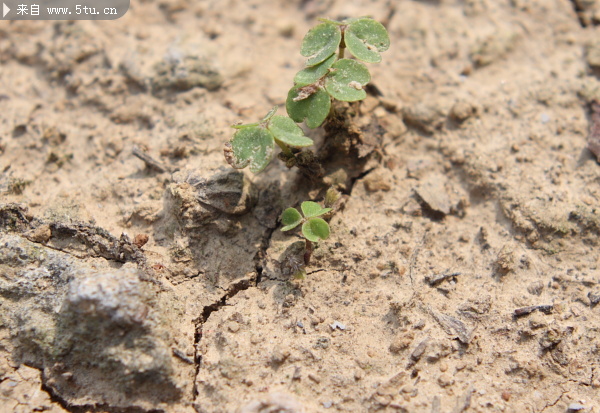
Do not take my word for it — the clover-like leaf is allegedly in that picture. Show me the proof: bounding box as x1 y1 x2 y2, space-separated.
344 18 390 63
301 201 331 218
301 22 342 66
281 207 303 231
302 218 330 242
294 53 337 86
268 116 314 148
325 59 370 102
227 126 274 173
261 106 279 122
286 86 331 129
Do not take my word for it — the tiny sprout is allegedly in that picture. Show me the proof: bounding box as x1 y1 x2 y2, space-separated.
224 106 313 173
281 201 332 266
286 17 390 128
281 201 332 242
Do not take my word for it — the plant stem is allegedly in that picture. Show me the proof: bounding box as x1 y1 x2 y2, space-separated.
275 140 293 157
339 32 346 59
304 240 314 265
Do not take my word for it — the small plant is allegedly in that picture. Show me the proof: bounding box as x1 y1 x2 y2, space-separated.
224 17 390 174
224 106 313 173
286 17 390 128
281 201 331 265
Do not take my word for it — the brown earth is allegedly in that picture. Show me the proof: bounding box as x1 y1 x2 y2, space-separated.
1 0 600 412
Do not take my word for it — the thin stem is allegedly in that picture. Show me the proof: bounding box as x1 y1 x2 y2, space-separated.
338 28 346 59
304 239 314 265
275 139 293 157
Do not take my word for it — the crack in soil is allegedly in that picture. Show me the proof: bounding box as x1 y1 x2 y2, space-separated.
191 275 257 398
190 161 377 403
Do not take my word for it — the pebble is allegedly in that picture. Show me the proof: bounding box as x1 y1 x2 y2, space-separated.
308 373 321 384
540 113 550 124
450 100 477 122
438 373 455 388
329 321 346 331
439 361 448 372
227 321 240 333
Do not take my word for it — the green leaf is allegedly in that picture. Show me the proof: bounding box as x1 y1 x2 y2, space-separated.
281 207 302 231
344 18 390 63
231 122 259 130
261 106 279 122
294 53 337 86
325 59 370 102
268 116 314 148
318 17 345 25
227 126 274 173
301 22 342 66
302 218 330 242
301 201 331 218
286 86 331 129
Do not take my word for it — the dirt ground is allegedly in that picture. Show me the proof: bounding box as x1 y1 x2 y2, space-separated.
1 0 600 412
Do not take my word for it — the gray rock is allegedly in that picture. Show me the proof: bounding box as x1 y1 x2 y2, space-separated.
0 234 191 410
152 55 223 94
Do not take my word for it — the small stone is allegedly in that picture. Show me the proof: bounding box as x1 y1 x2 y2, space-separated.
25 224 52 243
270 347 290 365
308 373 321 384
568 403 585 412
133 233 149 248
438 373 455 388
449 100 477 122
329 321 346 331
495 244 515 273
389 334 413 354
413 174 452 217
402 103 446 134
528 313 547 330
363 170 391 192
589 290 600 306
227 321 240 333
151 55 223 93
527 281 544 296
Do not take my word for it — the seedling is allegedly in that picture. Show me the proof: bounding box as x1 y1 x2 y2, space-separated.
281 201 331 265
286 17 390 128
224 106 313 173
224 17 389 174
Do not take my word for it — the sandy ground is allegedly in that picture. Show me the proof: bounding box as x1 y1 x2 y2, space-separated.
1 0 600 412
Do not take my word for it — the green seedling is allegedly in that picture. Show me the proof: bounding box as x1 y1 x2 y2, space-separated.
223 17 389 174
281 201 332 265
224 106 313 173
286 17 390 128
